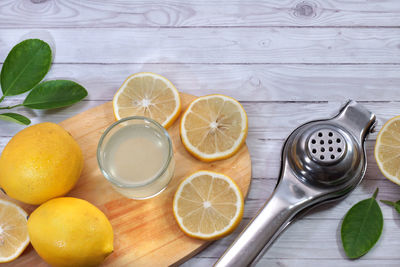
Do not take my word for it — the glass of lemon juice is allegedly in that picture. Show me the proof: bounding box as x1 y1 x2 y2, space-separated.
97 116 175 199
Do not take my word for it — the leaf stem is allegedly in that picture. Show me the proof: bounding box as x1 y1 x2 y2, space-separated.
0 95 5 103
380 200 395 207
372 188 379 199
0 104 23 110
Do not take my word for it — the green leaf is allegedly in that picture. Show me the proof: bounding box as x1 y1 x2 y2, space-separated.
381 199 400 214
341 188 383 259
0 113 31 125
23 80 88 109
393 202 400 214
1 39 52 96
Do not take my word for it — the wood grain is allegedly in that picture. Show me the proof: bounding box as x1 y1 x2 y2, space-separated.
1 0 400 27
2 63 400 102
191 217 400 260
1 101 399 140
186 258 400 267
0 93 251 266
1 28 400 64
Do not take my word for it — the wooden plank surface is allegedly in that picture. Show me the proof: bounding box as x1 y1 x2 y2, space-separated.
1 0 400 27
1 0 400 266
2 64 400 102
0 101 399 139
1 28 400 64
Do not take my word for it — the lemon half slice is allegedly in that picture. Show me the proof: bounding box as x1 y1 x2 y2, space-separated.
375 115 400 185
180 94 248 162
173 170 244 240
0 199 29 263
113 72 181 128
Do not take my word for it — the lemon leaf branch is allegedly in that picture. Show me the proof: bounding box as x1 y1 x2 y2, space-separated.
0 104 23 110
0 39 88 125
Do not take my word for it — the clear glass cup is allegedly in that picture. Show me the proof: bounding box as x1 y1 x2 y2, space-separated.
97 116 175 199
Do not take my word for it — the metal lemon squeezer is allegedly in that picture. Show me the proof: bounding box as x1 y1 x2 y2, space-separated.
215 101 376 266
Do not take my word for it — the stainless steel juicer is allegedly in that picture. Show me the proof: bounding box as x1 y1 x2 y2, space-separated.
215 100 376 267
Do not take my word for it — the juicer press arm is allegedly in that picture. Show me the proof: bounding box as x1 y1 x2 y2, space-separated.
214 169 320 267
333 100 376 143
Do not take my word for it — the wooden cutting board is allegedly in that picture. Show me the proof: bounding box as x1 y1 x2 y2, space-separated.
1 93 252 266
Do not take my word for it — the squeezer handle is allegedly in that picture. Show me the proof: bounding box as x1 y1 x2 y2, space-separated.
214 178 307 267
214 100 376 267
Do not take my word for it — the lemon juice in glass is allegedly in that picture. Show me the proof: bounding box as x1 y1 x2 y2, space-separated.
97 116 175 199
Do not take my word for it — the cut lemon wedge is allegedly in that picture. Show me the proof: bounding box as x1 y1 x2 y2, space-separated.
180 94 248 162
113 72 181 128
375 115 400 185
173 170 244 240
0 199 29 263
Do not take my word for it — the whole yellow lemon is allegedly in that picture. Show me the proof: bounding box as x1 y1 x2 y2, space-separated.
0 122 83 205
28 197 114 267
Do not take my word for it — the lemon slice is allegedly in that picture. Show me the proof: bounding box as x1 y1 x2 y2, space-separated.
173 170 244 240
375 115 400 185
180 95 248 162
113 72 181 128
0 199 29 263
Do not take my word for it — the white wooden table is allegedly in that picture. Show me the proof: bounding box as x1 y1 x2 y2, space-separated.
1 1 400 266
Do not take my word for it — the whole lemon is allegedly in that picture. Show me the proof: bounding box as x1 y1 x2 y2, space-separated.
28 197 114 267
0 122 83 205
